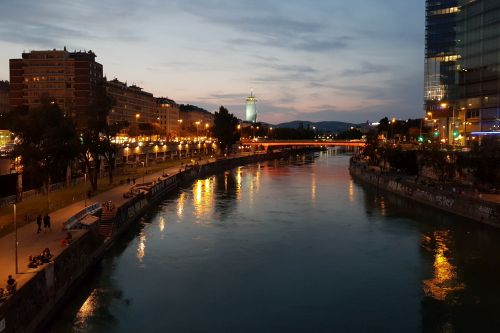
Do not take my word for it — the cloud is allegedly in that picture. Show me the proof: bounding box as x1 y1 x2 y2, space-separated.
0 0 146 47
0 0 425 124
208 93 247 100
341 61 391 77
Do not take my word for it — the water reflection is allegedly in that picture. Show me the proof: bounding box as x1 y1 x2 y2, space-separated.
158 216 166 237
136 232 146 262
213 171 239 220
360 183 500 332
422 231 465 301
348 180 354 203
74 289 99 329
311 173 317 204
192 178 214 218
177 192 186 218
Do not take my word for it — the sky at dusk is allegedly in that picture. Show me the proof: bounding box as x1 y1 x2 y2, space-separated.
0 0 424 124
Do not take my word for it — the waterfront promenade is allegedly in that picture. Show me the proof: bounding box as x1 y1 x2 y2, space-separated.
0 157 218 291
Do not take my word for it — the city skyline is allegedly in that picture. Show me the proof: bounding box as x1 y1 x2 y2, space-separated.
0 0 424 123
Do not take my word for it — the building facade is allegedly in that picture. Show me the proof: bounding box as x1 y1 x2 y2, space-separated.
424 0 460 142
156 97 180 140
9 49 103 125
424 0 500 143
456 0 500 138
179 106 214 138
245 92 257 122
0 81 8 114
106 79 156 137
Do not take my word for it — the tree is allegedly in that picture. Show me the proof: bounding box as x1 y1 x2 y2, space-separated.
422 144 455 182
7 97 79 191
378 117 389 134
362 130 379 164
79 79 119 190
213 106 240 152
458 137 500 187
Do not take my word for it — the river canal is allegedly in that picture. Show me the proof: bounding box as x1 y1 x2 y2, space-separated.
48 151 500 332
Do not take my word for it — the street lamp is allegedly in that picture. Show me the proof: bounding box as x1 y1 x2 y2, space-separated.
177 119 183 138
13 203 18 274
141 161 145 184
389 118 396 141
195 121 201 140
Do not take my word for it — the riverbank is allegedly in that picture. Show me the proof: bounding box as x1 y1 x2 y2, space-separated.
0 150 299 333
349 158 500 227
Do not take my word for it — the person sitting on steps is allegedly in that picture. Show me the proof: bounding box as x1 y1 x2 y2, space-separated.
6 275 16 294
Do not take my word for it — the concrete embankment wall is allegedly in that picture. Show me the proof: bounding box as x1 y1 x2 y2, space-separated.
0 230 103 333
349 162 500 227
0 151 290 333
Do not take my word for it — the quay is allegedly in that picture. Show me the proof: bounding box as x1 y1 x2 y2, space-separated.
0 150 293 333
349 158 500 227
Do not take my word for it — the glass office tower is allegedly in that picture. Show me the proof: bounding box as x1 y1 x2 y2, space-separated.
424 0 460 142
456 0 500 138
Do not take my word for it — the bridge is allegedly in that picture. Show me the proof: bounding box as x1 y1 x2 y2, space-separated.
240 139 366 149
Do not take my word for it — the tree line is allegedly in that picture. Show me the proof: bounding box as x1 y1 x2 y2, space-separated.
361 118 500 189
1 80 121 193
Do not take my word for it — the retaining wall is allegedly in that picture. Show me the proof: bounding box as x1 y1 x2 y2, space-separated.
349 160 500 227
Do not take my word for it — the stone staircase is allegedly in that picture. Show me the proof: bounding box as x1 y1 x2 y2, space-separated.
98 207 117 237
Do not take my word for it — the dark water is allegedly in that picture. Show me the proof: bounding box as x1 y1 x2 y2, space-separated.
48 151 500 333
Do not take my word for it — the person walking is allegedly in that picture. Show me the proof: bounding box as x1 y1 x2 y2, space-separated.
43 213 49 231
47 214 51 231
36 214 42 233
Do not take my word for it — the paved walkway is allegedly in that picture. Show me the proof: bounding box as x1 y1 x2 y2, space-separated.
0 157 218 290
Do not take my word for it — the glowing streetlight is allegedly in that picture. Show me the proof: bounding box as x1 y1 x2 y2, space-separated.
195 121 201 139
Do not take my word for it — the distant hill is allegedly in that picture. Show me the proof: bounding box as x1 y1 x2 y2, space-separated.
179 104 212 115
275 121 355 133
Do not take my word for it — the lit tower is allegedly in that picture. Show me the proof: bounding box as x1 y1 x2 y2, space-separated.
245 91 257 122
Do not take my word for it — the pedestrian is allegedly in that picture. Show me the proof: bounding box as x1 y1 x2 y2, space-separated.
43 213 49 231
47 214 51 230
132 178 136 185
6 275 16 294
65 231 73 244
36 214 42 233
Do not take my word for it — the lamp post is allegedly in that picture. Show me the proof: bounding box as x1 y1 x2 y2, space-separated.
419 118 423 140
195 121 201 141
13 203 18 274
389 118 396 142
177 119 183 139
135 113 140 141
141 161 145 184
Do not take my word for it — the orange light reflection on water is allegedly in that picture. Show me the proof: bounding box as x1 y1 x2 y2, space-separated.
311 173 317 205
137 232 146 262
236 167 242 201
74 289 99 328
348 180 354 203
192 178 214 219
422 230 465 301
177 192 186 217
